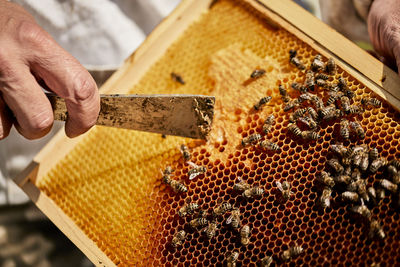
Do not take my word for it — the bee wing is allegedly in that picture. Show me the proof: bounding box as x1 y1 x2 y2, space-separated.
187 161 199 168
189 172 200 180
226 214 233 225
276 181 283 191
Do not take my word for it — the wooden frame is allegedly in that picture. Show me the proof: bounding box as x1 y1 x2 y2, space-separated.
14 0 400 266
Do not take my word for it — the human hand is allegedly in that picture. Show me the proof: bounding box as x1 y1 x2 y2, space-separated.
0 1 100 140
368 0 400 72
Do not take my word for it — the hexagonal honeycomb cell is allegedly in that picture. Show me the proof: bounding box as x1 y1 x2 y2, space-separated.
36 0 400 266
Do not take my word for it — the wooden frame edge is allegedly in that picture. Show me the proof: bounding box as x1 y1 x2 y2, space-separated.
20 181 115 267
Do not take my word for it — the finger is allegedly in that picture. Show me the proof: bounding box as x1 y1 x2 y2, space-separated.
21 24 100 137
0 96 12 139
1 64 53 140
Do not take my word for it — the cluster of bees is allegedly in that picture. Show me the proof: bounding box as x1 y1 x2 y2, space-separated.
163 143 304 266
282 50 380 142
318 143 400 240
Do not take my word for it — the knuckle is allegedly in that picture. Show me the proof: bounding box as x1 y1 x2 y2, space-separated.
27 109 53 133
17 20 47 47
72 72 97 102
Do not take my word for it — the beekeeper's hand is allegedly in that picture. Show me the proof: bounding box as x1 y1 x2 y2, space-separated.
368 0 400 73
0 1 100 140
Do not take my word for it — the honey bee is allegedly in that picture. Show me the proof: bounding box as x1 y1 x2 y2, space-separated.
279 85 290 103
233 177 251 192
240 225 251 246
361 97 381 108
368 187 377 203
327 84 340 92
276 181 293 201
171 72 185 85
360 152 370 172
243 186 264 199
323 108 342 120
347 105 364 115
254 96 272 110
203 221 218 239
369 158 388 173
340 118 350 140
335 174 352 184
376 188 386 200
330 143 347 157
320 187 332 208
162 166 174 183
288 123 302 137
298 93 313 103
226 208 241 229
315 79 328 88
380 179 398 193
298 115 317 130
168 180 188 193
260 256 273 267
317 171 335 187
189 217 208 229
262 114 275 134
369 148 379 161
327 158 344 174
260 140 280 151
180 144 191 162
289 108 308 122
213 202 232 217
356 179 369 202
369 219 385 240
341 191 360 203
311 95 325 111
291 82 307 92
351 167 362 181
311 54 325 71
289 49 297 59
226 251 239 267
388 165 400 184
281 246 304 261
319 104 336 119
350 121 365 139
301 130 320 140
350 199 371 218
390 159 400 169
339 78 355 98
283 99 300 111
340 96 350 113
352 150 364 167
307 107 319 121
162 168 188 193
250 69 266 79
326 91 343 106
178 202 199 217
325 57 337 74
241 133 262 146
290 56 306 70
171 230 186 248
187 161 207 180
305 70 315 90
316 73 329 80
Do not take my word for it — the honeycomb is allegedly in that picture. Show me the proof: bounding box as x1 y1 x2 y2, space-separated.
36 0 400 266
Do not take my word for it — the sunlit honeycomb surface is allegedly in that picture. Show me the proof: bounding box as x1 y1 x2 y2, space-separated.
37 0 400 266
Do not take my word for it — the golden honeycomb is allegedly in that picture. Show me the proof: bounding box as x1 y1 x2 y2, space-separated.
36 0 400 266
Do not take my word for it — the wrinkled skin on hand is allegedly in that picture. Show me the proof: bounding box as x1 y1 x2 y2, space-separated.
368 0 400 73
0 1 100 140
